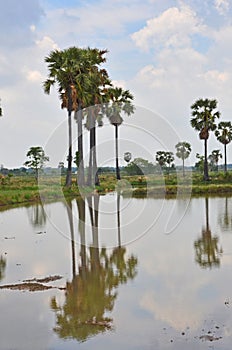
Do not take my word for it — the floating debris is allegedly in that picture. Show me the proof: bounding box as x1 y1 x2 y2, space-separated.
23 275 62 283
199 335 222 342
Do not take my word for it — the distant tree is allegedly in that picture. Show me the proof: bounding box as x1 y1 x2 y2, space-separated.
124 152 132 163
58 161 65 175
195 153 204 173
24 146 49 181
215 121 232 173
190 98 220 180
175 141 191 176
208 150 222 172
0 100 2 117
156 151 174 174
125 157 155 175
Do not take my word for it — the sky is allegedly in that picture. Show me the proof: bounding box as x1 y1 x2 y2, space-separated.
0 0 232 168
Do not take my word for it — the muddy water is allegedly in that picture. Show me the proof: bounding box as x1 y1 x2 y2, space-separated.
0 194 232 350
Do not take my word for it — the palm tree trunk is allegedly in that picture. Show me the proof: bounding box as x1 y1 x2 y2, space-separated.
87 125 94 186
66 86 73 187
182 158 185 177
224 143 227 173
93 124 100 186
115 124 121 180
204 139 209 181
66 109 73 187
76 103 85 186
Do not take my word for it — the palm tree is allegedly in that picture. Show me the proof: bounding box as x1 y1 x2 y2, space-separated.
106 87 134 180
215 121 232 173
44 48 79 186
175 141 191 176
44 47 108 187
190 98 220 181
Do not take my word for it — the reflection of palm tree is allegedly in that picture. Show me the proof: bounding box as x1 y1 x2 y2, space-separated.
0 255 6 281
218 197 232 232
65 200 76 277
27 202 47 228
51 194 138 342
194 197 222 268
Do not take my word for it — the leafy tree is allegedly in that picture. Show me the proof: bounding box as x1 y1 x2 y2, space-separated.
156 151 174 174
106 87 134 180
208 149 222 172
0 99 2 117
190 98 220 180
24 146 49 181
195 153 204 173
175 141 191 176
124 157 155 175
215 121 232 173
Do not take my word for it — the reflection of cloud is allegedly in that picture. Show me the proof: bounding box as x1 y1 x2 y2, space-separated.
140 290 202 330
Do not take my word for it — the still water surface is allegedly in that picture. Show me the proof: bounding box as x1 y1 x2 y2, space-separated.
0 194 232 349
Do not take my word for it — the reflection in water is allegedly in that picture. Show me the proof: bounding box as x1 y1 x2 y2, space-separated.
0 255 6 281
218 196 232 232
27 202 47 228
194 197 223 269
51 194 138 342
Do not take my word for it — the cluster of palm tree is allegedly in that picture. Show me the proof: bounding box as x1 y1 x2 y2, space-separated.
43 46 134 187
190 98 232 180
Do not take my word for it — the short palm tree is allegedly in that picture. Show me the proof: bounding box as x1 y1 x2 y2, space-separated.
175 141 191 176
106 87 134 180
190 98 220 181
215 121 232 173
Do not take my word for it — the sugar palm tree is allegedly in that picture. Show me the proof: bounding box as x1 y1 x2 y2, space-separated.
84 67 111 186
175 141 191 176
44 48 80 186
215 121 232 173
106 87 134 180
44 47 108 187
190 98 220 181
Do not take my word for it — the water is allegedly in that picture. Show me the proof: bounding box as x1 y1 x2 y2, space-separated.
0 194 232 349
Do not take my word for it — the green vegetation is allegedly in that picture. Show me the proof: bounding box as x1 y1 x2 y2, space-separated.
1 171 232 207
24 146 49 181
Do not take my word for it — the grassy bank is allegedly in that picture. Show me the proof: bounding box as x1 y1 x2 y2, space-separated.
0 171 232 206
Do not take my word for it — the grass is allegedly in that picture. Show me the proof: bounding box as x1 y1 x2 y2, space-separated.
0 171 232 206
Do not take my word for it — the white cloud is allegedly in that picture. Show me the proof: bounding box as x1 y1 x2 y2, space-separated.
26 70 43 83
214 0 230 15
131 4 204 51
36 36 59 52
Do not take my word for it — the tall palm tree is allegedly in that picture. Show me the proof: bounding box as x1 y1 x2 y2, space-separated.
175 141 191 176
43 48 80 186
106 87 134 180
190 98 220 181
215 121 232 173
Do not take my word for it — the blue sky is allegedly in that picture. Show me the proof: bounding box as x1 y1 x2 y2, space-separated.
0 0 232 168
